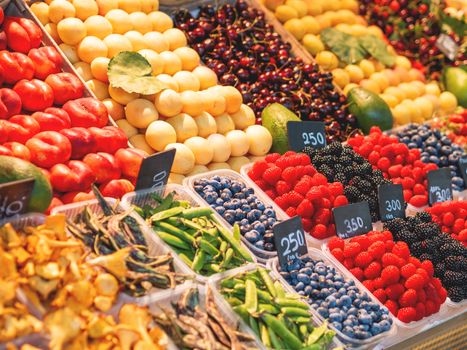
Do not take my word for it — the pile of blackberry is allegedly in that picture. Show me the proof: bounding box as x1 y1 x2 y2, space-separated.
384 212 467 303
304 142 390 221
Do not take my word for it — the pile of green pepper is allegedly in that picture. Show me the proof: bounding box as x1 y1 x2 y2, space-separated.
219 268 336 350
135 192 254 276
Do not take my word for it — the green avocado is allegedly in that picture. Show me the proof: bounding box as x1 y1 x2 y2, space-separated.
347 87 393 134
0 156 53 212
444 67 467 108
261 103 301 154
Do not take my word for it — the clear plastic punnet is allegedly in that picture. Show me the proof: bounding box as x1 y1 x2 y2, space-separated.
132 280 263 350
184 169 289 262
268 246 397 348
322 241 450 330
51 197 194 297
121 184 257 283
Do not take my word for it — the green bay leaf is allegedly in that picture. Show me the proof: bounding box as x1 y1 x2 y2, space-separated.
320 28 366 64
359 35 396 67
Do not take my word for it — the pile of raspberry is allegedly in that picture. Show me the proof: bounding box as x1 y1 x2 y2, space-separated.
247 152 349 239
329 231 447 323
426 201 467 246
348 127 438 208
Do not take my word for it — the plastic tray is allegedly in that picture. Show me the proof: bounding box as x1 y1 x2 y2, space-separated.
184 169 289 263
51 198 195 297
268 246 397 348
208 263 344 349
322 242 450 330
133 280 263 350
121 184 257 283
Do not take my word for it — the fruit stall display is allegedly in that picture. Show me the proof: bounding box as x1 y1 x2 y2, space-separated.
261 0 462 127
0 0 465 349
29 0 275 183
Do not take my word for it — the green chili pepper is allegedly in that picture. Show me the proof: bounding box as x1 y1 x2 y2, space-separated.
258 303 279 314
258 267 276 297
244 279 258 313
274 280 286 298
233 305 249 324
219 241 227 254
154 221 195 244
181 207 213 219
295 317 312 324
260 323 271 348
199 239 220 256
269 327 285 350
191 250 207 273
156 231 191 250
306 322 328 346
222 248 233 267
177 253 193 266
233 223 241 241
299 324 309 342
149 206 184 221
276 298 310 310
281 307 311 318
226 297 242 307
213 221 253 262
261 314 302 350
248 315 260 337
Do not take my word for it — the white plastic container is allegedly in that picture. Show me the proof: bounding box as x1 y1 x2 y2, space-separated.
268 247 397 348
133 280 263 350
51 198 194 297
322 242 450 330
184 169 289 262
121 184 257 283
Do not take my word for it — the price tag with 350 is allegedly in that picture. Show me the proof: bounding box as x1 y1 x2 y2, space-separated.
333 201 373 239
273 216 308 269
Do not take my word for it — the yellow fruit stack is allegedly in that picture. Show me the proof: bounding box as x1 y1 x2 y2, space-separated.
32 0 273 183
263 0 459 126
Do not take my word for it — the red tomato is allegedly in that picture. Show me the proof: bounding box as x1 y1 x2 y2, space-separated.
114 148 148 178
0 31 6 51
14 79 54 112
2 141 31 161
0 88 21 119
45 72 84 105
89 126 128 154
60 127 97 159
50 160 95 192
8 115 40 143
99 179 134 199
4 17 42 53
32 107 71 132
82 152 121 184
0 51 35 84
25 131 72 168
63 97 109 128
0 119 10 142
28 46 63 80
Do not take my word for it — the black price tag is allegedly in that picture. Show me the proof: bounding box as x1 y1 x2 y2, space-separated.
428 168 453 205
333 201 373 239
273 216 308 270
459 156 467 185
435 34 459 61
378 183 406 221
287 121 326 152
135 149 176 192
0 178 35 221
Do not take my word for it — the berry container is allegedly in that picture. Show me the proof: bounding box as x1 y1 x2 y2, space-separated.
268 246 397 348
241 162 334 249
51 197 194 298
207 263 344 350
184 169 289 263
322 241 450 330
133 279 263 350
121 184 257 283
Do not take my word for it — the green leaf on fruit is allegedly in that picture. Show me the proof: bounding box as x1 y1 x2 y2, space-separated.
320 28 366 64
108 51 167 95
440 11 467 38
358 35 396 67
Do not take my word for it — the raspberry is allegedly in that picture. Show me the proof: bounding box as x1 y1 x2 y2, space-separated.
303 164 316 176
438 287 447 304
251 160 268 177
401 177 415 190
400 263 417 279
409 195 428 207
420 260 434 277
302 217 313 231
333 195 348 207
368 241 386 259
415 302 426 320
362 280 375 292
416 268 429 285
294 177 312 195
431 278 443 291
417 289 427 303
425 300 437 316
381 265 400 285
355 252 373 268
328 182 344 195
388 164 402 178
343 242 361 258
306 187 321 201
368 151 379 165
264 190 277 199
377 157 391 172
254 180 268 190
381 230 393 241
281 167 298 183
384 300 399 315
331 248 344 262
413 183 425 195
283 191 304 207
296 199 314 218
285 207 296 217
350 235 370 250
265 153 281 163
275 156 292 169
364 261 382 279
263 166 282 185
405 274 425 290
373 288 387 303
312 224 328 239
343 258 354 270
385 240 395 252
328 237 344 251
288 154 305 167
398 307 417 323
315 208 331 225
399 289 417 307
382 253 401 267
350 267 364 281
274 196 287 209
392 242 410 260
275 181 291 195
326 224 336 237
312 173 327 186
408 256 421 267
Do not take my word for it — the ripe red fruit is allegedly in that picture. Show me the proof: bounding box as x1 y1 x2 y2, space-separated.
398 307 417 323
381 265 400 285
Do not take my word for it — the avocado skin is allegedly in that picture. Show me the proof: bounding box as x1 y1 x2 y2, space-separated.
444 67 467 108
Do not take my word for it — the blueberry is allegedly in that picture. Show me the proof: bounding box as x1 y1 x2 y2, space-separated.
254 240 265 249
317 307 328 318
215 206 226 215
358 314 372 325
380 320 391 331
297 273 310 284
309 281 319 289
257 202 266 211
205 192 218 204
231 181 242 193
326 296 337 307
264 242 274 251
244 230 260 243
331 322 342 331
342 326 354 338
253 222 266 234
304 285 312 295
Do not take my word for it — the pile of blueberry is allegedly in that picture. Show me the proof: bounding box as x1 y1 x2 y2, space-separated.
279 256 393 341
193 175 279 252
395 124 465 191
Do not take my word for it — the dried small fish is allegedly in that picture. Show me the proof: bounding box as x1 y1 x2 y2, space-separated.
153 286 258 350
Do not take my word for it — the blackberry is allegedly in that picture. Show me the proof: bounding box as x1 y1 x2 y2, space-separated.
319 165 334 180
419 253 432 262
340 156 352 166
360 163 373 175
418 211 432 223
447 287 465 303
334 164 346 175
335 173 347 184
445 256 467 271
327 142 343 156
384 218 410 234
302 146 317 158
434 262 446 278
373 169 384 179
443 271 465 287
440 242 466 257
397 230 418 244
425 239 439 254
344 186 361 202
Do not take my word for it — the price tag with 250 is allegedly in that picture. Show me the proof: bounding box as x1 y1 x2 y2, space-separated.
273 216 308 269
